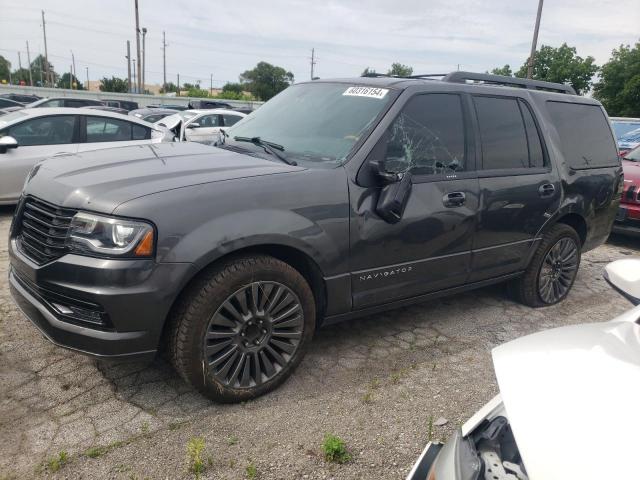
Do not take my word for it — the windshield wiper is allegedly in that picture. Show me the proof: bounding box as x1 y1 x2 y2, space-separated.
233 136 297 166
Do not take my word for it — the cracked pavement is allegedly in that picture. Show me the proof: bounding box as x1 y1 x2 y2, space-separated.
0 204 638 479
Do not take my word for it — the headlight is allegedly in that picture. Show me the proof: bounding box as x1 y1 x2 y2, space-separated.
66 212 155 257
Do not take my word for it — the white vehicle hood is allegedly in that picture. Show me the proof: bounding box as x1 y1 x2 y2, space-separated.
492 305 640 480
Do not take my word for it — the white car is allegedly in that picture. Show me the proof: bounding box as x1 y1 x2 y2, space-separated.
407 258 640 480
0 108 172 205
155 108 246 144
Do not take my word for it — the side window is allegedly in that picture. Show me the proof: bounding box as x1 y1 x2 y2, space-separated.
222 114 242 127
546 101 618 169
474 96 528 170
41 99 63 108
383 94 466 175
198 114 221 127
132 124 150 140
66 99 88 108
85 116 132 142
7 115 76 146
518 100 545 168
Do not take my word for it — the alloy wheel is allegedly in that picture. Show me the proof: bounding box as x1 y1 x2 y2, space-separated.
538 237 579 304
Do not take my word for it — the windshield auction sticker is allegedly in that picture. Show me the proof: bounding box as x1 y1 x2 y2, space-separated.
343 86 389 99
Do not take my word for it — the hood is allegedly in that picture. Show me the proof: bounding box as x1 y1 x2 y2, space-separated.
24 142 302 213
492 308 640 480
622 159 640 184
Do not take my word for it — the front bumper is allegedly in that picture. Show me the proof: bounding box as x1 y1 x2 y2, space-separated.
612 204 640 236
9 238 194 360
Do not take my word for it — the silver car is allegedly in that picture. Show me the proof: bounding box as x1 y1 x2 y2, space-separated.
0 108 172 205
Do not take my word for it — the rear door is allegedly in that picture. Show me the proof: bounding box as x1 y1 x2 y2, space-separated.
184 113 222 143
78 115 152 152
0 114 79 203
469 95 559 281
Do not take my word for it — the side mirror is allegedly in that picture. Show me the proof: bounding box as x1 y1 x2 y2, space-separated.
186 122 200 129
0 136 18 154
371 158 413 224
604 259 640 305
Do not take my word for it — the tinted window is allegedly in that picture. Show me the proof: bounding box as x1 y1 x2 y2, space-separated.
6 115 76 146
519 100 545 168
0 99 17 108
86 116 133 142
547 101 618 169
383 94 466 175
41 99 63 108
474 96 528 169
143 113 167 123
132 124 150 140
222 114 242 127
198 114 220 127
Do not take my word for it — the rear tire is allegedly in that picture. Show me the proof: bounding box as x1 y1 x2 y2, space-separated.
167 254 315 403
510 224 581 307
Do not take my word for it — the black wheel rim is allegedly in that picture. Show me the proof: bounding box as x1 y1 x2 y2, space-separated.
204 281 304 389
538 237 579 304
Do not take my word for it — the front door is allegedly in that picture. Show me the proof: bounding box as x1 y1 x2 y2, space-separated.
349 93 480 309
184 114 222 143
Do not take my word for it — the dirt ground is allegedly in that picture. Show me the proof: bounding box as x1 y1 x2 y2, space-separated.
1 204 637 479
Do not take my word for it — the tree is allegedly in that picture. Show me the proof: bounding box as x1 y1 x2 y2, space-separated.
0 56 11 82
491 65 513 76
30 54 58 86
160 82 178 94
11 68 30 85
515 43 598 95
361 67 377 77
57 72 85 90
593 41 640 117
99 76 128 93
222 82 243 94
239 62 294 101
387 63 413 77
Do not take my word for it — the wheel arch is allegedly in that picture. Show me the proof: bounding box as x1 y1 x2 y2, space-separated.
555 212 588 246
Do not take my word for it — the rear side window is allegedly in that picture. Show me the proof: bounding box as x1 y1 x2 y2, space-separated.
132 123 150 140
222 114 242 127
546 101 618 169
519 100 545 168
85 116 139 142
474 96 528 169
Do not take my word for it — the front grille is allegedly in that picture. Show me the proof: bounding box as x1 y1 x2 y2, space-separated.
626 185 637 201
16 197 77 265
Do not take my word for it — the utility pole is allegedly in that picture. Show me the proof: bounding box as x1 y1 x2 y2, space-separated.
71 50 76 82
162 31 167 90
41 10 50 86
69 65 73 89
26 41 33 86
176 73 180 97
141 27 147 93
310 48 316 80
126 40 132 93
134 0 142 93
210 73 213 95
85 66 89 90
18 51 22 84
132 58 137 90
527 0 544 79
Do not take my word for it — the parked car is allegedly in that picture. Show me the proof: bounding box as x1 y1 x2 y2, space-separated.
102 99 139 111
8 72 621 402
0 108 172 205
27 97 104 109
611 117 640 140
406 258 640 480
0 93 41 104
0 97 25 110
82 105 129 116
188 99 233 110
156 108 246 143
613 144 640 236
618 127 640 156
129 107 177 123
146 104 188 111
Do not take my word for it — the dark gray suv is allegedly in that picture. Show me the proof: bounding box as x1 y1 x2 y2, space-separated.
9 72 621 402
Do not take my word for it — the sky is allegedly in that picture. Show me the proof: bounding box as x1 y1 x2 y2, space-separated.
0 0 638 88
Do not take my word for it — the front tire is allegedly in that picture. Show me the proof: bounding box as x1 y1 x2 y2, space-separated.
168 254 315 403
511 224 582 307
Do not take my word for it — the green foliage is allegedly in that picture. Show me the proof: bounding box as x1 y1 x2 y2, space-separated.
222 82 244 95
321 434 351 463
0 55 10 82
594 41 640 117
239 61 294 101
387 63 413 77
361 67 377 77
30 54 58 85
57 72 85 90
100 76 129 93
187 87 210 98
246 461 257 479
160 82 178 94
46 451 68 473
515 43 598 95
186 437 206 479
85 446 108 458
11 68 30 85
491 64 513 76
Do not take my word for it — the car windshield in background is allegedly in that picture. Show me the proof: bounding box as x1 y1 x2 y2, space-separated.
227 83 396 164
626 147 640 162
619 128 640 143
612 121 640 139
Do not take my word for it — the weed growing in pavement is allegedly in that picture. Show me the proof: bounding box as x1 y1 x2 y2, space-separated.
141 421 150 434
321 434 351 464
45 451 68 473
246 461 258 479
362 390 374 404
227 435 239 446
186 437 206 479
85 446 108 458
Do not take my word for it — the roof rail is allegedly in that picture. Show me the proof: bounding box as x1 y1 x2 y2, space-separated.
443 71 576 95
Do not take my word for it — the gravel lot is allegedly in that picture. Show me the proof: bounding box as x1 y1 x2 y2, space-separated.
0 204 637 479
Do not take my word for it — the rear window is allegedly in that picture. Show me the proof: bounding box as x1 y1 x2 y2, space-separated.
547 101 618 169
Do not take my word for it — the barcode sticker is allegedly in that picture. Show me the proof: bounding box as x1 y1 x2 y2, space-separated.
343 86 389 99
